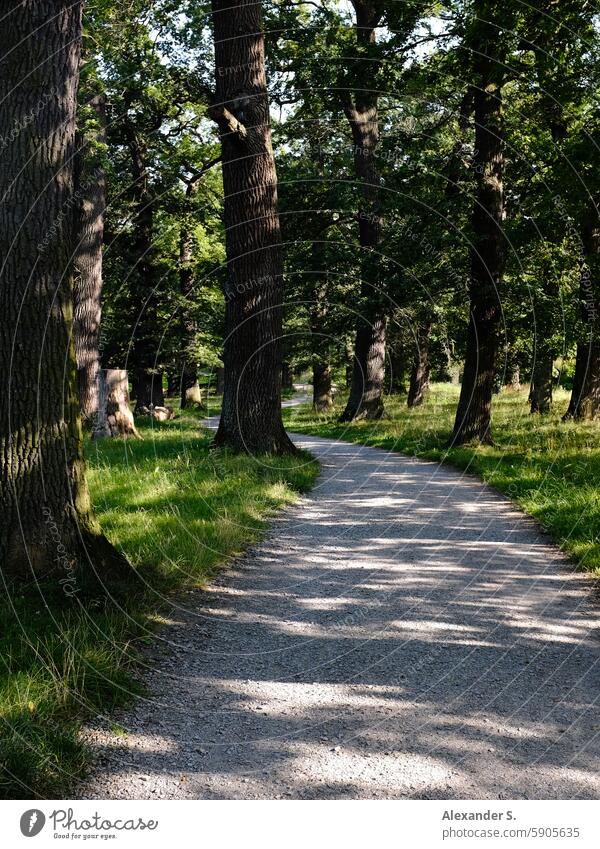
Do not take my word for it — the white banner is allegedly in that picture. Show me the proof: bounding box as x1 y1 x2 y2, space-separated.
0 799 598 849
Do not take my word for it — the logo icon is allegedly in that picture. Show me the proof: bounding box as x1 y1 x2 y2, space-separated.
20 810 46 837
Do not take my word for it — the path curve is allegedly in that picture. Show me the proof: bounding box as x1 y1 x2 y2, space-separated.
81 433 600 799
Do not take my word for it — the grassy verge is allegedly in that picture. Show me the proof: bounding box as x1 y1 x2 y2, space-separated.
283 383 600 577
0 408 317 799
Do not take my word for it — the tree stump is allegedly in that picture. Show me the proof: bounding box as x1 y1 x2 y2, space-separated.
93 369 140 439
182 381 203 407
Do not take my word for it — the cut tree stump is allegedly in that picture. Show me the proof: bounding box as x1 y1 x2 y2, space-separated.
93 369 141 439
135 405 175 421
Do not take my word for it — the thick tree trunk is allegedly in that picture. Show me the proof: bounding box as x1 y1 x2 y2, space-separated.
133 373 165 412
564 215 600 420
408 322 431 408
340 2 386 422
94 370 140 439
341 317 387 421
210 0 295 454
566 342 600 420
73 94 106 427
313 361 333 412
450 5 505 446
0 1 128 581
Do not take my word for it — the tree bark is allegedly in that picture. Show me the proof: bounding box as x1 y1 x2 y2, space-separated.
179 180 201 409
530 356 553 414
94 370 140 439
313 361 333 412
505 363 521 392
564 213 600 420
408 322 431 408
450 3 505 445
340 1 387 422
308 241 333 412
210 0 295 454
73 94 106 428
0 1 128 581
529 265 559 414
281 362 294 390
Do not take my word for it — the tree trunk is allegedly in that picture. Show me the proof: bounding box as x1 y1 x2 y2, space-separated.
340 1 387 422
505 364 521 392
73 94 106 427
530 356 553 414
450 4 505 446
0 1 128 581
282 362 294 390
210 0 295 454
529 267 559 414
179 180 201 410
308 241 333 412
182 380 203 407
313 361 333 412
123 113 162 418
564 213 600 420
166 369 179 397
133 372 165 412
94 370 140 439
341 317 387 420
408 322 431 408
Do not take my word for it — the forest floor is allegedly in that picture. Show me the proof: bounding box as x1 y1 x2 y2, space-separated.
284 384 600 577
78 398 600 800
0 407 317 799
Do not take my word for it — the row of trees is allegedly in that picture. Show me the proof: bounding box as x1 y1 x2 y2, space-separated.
0 0 598 579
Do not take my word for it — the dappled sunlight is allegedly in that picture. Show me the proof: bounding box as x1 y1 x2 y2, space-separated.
82 431 600 800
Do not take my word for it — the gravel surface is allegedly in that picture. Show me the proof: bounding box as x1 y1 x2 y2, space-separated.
79 433 600 800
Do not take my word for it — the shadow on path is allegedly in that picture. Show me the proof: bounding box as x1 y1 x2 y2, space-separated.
80 434 600 799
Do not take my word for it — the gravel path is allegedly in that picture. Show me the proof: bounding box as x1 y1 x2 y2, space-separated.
80 432 600 800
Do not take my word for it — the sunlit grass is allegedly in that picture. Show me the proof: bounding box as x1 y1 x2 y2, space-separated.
0 408 318 799
284 383 600 576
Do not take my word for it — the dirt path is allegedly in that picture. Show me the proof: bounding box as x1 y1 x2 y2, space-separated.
80 434 600 799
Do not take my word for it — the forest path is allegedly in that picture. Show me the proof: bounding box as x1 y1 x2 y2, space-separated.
81 428 600 799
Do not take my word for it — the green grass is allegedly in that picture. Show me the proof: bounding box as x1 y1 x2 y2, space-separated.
284 383 600 577
0 407 317 799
